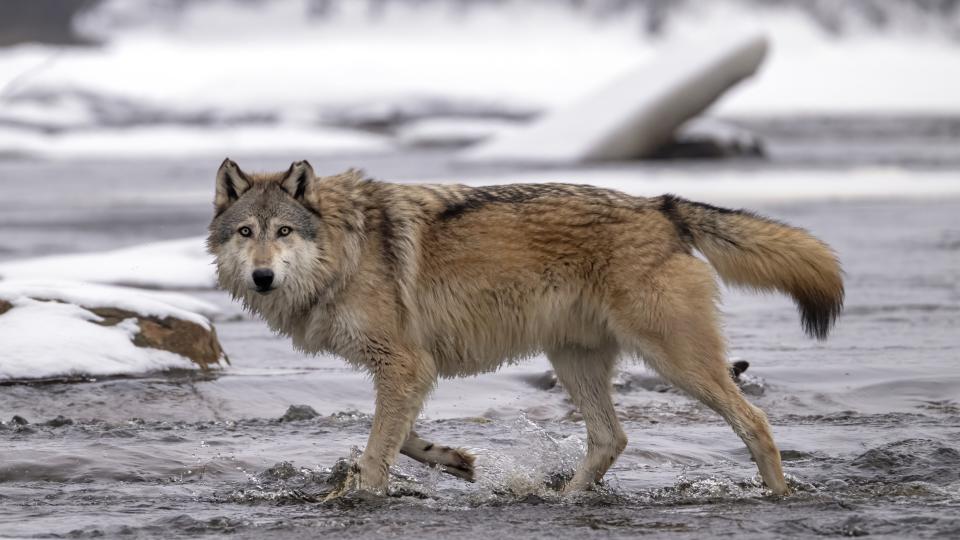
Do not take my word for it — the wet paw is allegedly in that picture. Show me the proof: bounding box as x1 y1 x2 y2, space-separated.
439 447 476 482
402 433 477 482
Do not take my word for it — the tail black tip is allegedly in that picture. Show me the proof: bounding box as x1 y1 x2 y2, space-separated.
798 291 844 340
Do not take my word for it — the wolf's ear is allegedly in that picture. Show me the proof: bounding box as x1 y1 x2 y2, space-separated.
215 158 251 214
280 160 315 200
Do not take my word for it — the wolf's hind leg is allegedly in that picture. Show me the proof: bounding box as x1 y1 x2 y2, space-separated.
547 342 626 492
401 430 476 482
355 347 436 493
612 255 789 495
642 335 788 495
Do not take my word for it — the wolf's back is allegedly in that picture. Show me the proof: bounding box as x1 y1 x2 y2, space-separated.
659 195 844 339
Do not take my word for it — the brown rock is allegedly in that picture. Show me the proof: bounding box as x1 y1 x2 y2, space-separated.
0 298 226 370
89 307 227 369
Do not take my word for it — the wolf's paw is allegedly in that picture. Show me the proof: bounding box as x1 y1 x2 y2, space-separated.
419 444 476 482
402 433 477 482
421 444 476 482
439 447 476 482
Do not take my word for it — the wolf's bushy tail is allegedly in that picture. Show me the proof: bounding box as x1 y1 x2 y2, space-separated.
659 195 844 339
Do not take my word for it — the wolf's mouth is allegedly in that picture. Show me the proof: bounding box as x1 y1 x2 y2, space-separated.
254 287 275 295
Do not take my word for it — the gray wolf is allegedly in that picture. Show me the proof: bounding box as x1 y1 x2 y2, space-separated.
207 158 843 496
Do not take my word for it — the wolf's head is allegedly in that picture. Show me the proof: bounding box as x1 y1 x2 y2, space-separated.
207 158 334 314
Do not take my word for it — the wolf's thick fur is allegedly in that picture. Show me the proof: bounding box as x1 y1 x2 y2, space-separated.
208 159 844 495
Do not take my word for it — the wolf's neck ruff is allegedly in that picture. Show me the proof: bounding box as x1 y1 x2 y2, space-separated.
207 159 843 497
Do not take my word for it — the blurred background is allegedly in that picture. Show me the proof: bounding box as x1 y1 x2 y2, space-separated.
2 0 959 159
1 2 958 538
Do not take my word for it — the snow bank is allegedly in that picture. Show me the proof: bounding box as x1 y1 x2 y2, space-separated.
0 280 225 381
0 237 215 290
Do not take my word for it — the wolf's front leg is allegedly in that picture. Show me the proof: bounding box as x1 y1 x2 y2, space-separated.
356 347 437 493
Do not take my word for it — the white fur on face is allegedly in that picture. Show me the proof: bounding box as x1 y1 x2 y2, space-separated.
213 225 325 322
215 217 318 291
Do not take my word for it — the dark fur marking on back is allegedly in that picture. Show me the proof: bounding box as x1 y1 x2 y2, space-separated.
658 194 692 241
658 194 743 247
684 199 742 216
438 184 625 221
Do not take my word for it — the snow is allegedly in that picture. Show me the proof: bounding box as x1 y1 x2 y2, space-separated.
3 1 957 157
0 280 223 381
0 238 216 290
0 125 390 159
0 279 219 327
677 118 762 149
461 34 768 163
396 117 520 148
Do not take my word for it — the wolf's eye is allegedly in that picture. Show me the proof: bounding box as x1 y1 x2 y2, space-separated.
277 226 292 237
238 226 252 237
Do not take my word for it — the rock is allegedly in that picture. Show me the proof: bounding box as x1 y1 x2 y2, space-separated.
652 118 765 159
519 370 559 391
824 479 849 490
258 461 301 481
45 415 74 427
0 280 227 381
89 307 225 370
281 405 320 422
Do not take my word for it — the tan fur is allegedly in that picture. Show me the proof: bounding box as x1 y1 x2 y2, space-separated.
208 160 844 496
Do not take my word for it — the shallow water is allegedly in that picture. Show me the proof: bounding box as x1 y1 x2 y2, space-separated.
1 121 959 538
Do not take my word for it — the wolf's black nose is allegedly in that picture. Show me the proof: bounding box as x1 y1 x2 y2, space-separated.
252 268 274 290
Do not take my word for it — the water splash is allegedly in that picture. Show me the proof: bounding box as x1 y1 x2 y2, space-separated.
470 414 585 500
